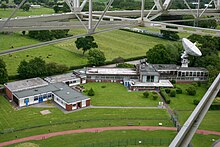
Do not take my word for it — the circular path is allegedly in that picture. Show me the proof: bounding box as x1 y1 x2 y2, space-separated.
0 126 220 147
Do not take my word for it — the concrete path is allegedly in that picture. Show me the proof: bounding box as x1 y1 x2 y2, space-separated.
1 126 220 147
90 105 162 109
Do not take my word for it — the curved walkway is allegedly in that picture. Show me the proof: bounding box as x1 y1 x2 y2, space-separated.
0 126 220 147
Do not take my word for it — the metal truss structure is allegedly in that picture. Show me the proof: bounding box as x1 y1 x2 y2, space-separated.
0 0 219 145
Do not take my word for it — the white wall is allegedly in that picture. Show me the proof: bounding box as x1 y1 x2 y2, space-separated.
19 92 52 107
82 100 86 107
53 94 66 109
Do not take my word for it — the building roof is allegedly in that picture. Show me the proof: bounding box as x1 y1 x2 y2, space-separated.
139 63 159 76
131 80 173 88
13 84 59 99
153 64 179 71
44 73 79 83
52 82 89 103
4 77 48 92
179 67 208 72
86 67 137 75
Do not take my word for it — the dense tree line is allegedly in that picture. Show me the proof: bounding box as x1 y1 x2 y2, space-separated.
0 59 8 84
28 29 69 41
187 34 220 85
17 57 69 79
146 43 182 64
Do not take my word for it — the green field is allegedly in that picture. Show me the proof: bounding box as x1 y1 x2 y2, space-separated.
9 130 220 147
0 95 172 142
165 84 220 132
83 82 160 106
168 84 207 110
1 30 174 76
0 7 54 18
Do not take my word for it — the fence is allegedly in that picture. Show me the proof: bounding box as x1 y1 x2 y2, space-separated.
80 138 172 147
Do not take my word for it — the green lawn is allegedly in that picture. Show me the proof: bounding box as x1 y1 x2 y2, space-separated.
0 33 39 51
168 84 207 111
0 7 54 18
165 84 220 132
83 82 160 106
1 29 175 76
9 130 220 147
0 95 172 142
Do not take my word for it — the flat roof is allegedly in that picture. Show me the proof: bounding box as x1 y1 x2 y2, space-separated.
86 67 137 75
153 64 179 70
14 84 59 99
44 73 79 83
52 83 89 103
179 67 208 72
131 80 173 88
5 77 48 92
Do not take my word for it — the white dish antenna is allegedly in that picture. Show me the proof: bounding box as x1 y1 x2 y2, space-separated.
182 38 202 56
181 38 202 68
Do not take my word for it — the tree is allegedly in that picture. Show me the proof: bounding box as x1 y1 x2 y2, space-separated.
87 49 106 66
75 36 98 55
112 56 124 63
46 62 69 76
22 3 30 11
17 57 47 79
143 91 149 98
0 59 8 84
186 86 196 96
146 44 172 64
170 89 176 97
1 1 7 10
160 30 180 41
88 88 95 96
53 5 60 13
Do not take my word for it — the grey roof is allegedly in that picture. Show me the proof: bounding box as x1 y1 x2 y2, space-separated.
86 67 137 75
52 83 89 103
44 73 79 83
153 64 179 70
5 77 48 92
14 84 59 99
179 67 208 72
139 63 159 76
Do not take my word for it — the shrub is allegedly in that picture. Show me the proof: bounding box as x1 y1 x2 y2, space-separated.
165 88 171 94
152 94 158 100
152 91 157 95
88 88 95 96
186 86 197 96
193 99 200 105
192 82 198 87
101 85 106 88
143 91 149 98
197 81 201 87
176 87 182 94
160 89 171 104
171 80 176 84
170 89 176 97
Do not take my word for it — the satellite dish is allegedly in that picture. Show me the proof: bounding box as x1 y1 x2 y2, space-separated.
182 38 202 56
181 38 202 68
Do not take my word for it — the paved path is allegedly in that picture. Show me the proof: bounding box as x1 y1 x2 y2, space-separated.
1 126 220 147
90 105 161 109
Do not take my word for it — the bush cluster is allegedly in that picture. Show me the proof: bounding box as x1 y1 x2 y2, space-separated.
186 86 197 96
160 89 171 104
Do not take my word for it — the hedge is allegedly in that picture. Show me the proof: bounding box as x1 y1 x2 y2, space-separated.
160 89 171 104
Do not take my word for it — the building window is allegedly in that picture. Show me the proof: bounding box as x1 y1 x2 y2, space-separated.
193 72 196 76
34 96 38 101
43 94 47 99
48 93 52 98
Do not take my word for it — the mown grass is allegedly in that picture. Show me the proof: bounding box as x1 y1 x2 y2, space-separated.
0 7 54 18
9 130 220 147
165 84 220 132
1 29 175 76
168 84 207 110
83 82 160 106
0 95 172 142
